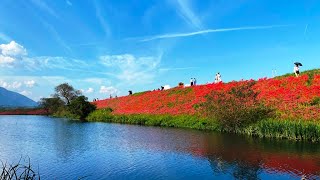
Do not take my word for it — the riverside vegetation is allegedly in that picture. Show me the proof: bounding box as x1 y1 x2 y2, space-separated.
39 83 96 120
90 69 320 142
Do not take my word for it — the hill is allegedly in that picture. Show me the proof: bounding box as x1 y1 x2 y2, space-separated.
0 87 38 107
94 69 320 121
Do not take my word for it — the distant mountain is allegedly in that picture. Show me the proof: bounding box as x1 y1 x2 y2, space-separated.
0 87 38 107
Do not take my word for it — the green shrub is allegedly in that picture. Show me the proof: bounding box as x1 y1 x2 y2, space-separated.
67 96 96 120
202 81 274 132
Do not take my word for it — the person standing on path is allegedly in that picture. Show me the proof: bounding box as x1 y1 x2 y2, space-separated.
217 72 222 83
190 78 194 86
294 64 300 77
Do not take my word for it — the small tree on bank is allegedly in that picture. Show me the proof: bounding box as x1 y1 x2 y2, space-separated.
41 83 95 120
54 83 81 105
40 97 64 114
68 96 96 120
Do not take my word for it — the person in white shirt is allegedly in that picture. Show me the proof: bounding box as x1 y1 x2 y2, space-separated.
214 74 218 83
216 72 222 83
294 65 300 77
190 78 194 86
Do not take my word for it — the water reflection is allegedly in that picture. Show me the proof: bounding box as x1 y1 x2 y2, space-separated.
115 127 320 179
0 116 319 179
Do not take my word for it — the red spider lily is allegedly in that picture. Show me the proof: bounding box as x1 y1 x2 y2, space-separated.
94 74 320 121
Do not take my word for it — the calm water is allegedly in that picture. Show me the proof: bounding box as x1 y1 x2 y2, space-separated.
0 116 319 180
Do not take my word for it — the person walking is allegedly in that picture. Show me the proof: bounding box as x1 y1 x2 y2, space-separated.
190 78 194 86
214 73 218 83
194 78 197 86
215 72 222 83
217 72 222 83
294 64 300 77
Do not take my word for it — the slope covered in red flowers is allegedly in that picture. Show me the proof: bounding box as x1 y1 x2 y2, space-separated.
94 70 320 121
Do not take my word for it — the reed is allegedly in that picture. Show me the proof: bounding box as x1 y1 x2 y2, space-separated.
1 158 40 180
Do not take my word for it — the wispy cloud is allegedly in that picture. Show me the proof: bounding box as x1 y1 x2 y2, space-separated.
304 24 308 38
159 66 199 72
93 0 111 37
100 53 162 85
30 0 59 18
170 0 203 29
0 32 11 42
0 41 115 77
66 0 72 6
39 19 72 54
139 24 292 42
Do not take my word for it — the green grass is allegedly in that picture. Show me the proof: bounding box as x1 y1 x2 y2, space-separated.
168 87 193 96
87 109 320 142
132 91 150 96
86 109 220 131
244 119 320 142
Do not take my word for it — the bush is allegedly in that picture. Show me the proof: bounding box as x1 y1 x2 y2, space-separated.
202 81 274 132
68 96 96 120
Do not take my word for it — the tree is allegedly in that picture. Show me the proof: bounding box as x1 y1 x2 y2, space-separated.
54 83 81 104
39 97 64 114
68 96 96 120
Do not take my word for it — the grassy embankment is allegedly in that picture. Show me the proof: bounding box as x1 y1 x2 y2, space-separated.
87 107 320 142
91 69 320 142
88 69 320 142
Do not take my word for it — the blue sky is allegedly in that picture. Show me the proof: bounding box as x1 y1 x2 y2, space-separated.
0 0 319 101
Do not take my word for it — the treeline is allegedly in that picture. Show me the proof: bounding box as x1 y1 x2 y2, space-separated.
40 83 96 120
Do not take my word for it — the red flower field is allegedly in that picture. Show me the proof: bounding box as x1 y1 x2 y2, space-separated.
94 70 320 121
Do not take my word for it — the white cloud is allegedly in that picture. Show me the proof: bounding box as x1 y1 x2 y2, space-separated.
99 86 119 95
20 90 32 96
0 41 27 66
24 80 36 87
100 53 162 84
0 80 22 89
87 87 94 93
81 87 94 94
12 82 22 89
139 24 292 42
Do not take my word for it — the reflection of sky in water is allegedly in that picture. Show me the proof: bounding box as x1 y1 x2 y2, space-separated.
0 115 319 179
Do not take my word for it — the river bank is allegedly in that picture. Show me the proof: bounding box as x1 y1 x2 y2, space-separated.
86 110 320 142
0 108 47 115
90 69 320 142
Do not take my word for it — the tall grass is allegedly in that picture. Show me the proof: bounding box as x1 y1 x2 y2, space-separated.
1 159 40 180
244 119 320 142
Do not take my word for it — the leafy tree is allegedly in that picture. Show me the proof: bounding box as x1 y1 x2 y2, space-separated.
68 96 96 120
54 83 81 104
39 97 64 114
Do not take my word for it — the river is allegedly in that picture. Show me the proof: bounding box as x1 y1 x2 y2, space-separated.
0 115 319 179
